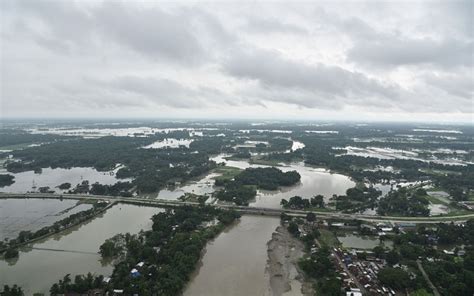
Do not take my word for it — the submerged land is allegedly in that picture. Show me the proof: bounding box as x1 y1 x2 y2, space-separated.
0 120 473 295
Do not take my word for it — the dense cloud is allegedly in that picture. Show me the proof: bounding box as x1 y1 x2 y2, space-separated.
1 0 472 121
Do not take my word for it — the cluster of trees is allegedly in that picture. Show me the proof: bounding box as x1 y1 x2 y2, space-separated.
384 219 474 295
280 195 325 209
99 234 125 258
50 274 106 295
298 246 342 296
214 182 257 205
57 182 71 190
0 174 14 187
5 133 220 194
378 188 430 217
0 129 73 148
215 167 300 205
88 182 134 197
423 251 474 296
331 186 381 213
377 267 413 291
51 206 240 295
267 138 293 151
234 167 300 190
0 285 24 296
230 150 251 159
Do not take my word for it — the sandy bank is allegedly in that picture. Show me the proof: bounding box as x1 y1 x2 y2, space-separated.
266 225 314 296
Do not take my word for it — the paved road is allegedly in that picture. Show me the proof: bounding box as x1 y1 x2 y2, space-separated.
1 192 473 224
417 260 441 296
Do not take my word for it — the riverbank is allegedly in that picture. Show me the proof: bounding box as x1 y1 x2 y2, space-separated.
266 225 314 296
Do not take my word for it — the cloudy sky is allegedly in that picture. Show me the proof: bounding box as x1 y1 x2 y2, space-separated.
1 0 473 122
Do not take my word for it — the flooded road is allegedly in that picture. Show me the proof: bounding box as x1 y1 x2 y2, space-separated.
184 215 280 296
0 204 162 294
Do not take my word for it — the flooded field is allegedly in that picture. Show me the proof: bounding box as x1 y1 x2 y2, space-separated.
154 172 220 200
184 215 279 296
0 198 92 241
0 167 126 194
211 155 355 208
143 138 194 149
28 127 216 138
0 204 162 294
340 146 472 166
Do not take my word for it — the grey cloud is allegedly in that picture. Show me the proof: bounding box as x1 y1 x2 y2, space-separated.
424 72 474 100
348 36 473 68
243 17 308 34
95 3 204 64
4 0 225 64
1 0 473 120
224 49 400 107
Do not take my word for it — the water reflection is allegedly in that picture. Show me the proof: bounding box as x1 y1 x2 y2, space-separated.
184 216 279 296
0 204 162 294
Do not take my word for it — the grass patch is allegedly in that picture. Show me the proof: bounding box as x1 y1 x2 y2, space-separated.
212 166 242 182
318 229 339 248
424 194 448 205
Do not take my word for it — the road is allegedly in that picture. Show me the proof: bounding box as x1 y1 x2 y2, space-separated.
1 192 473 224
417 260 441 296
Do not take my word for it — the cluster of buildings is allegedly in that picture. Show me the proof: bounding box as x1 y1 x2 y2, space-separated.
333 248 397 296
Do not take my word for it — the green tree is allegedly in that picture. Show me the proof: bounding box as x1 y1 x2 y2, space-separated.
378 267 412 291
306 212 316 223
288 222 299 236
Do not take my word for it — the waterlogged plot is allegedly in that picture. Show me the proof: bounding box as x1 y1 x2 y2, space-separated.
341 146 473 166
0 167 126 193
0 198 92 241
143 138 194 149
154 172 220 200
28 127 218 138
0 204 162 294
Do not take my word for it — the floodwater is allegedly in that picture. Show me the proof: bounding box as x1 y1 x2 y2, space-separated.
184 215 279 296
289 140 305 152
0 198 92 241
143 138 193 149
0 167 126 194
0 204 162 294
211 155 355 208
340 146 472 166
337 234 393 250
155 172 220 200
28 127 216 138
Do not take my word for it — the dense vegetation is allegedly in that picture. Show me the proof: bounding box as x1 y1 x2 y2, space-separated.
50 206 241 295
382 219 474 295
331 186 381 213
3 132 219 194
0 129 74 147
214 167 300 205
378 187 430 217
234 167 300 190
281 195 325 209
298 246 343 295
0 285 24 296
0 174 15 187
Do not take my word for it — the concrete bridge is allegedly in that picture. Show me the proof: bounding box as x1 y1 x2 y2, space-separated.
1 192 473 224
